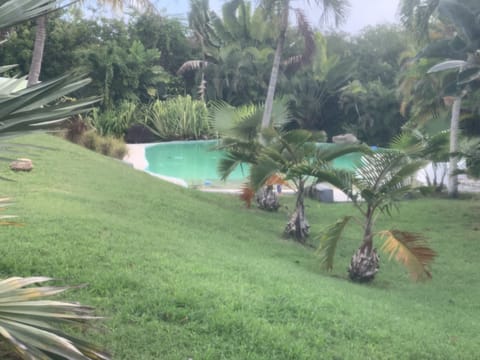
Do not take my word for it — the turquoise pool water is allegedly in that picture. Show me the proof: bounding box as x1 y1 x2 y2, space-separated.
145 140 363 186
145 140 247 186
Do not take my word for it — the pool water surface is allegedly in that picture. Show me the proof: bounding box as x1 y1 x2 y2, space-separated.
145 140 363 187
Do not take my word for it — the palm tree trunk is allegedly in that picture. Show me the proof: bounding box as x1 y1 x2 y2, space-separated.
448 97 461 198
284 180 310 242
261 5 289 129
27 15 47 87
255 185 280 211
348 207 380 282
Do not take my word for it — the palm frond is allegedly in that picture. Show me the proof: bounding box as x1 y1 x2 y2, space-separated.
250 153 281 190
177 60 210 75
317 143 371 162
316 216 352 270
264 173 289 187
284 9 315 70
380 230 436 281
239 183 254 208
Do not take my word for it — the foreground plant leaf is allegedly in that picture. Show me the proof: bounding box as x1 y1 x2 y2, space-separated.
316 216 352 271
380 230 436 281
0 277 110 360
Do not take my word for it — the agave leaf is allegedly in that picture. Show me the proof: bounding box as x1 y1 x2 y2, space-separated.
0 277 110 359
316 216 352 271
380 230 436 281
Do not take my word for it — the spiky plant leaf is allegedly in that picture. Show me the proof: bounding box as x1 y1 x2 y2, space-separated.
316 216 352 270
0 0 76 30
0 277 110 359
380 230 436 281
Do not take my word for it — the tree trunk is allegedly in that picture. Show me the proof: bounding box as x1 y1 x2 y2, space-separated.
28 15 47 87
260 6 289 129
284 181 309 242
255 185 280 211
348 209 379 282
448 97 461 198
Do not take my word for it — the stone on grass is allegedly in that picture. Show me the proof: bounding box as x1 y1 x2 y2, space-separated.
10 158 33 172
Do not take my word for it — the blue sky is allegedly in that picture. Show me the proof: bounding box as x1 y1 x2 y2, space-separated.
154 0 400 34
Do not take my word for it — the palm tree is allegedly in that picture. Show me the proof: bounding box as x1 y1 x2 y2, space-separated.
211 100 368 242
399 0 480 197
178 0 275 104
317 150 436 282
250 132 369 242
260 0 349 128
27 0 156 86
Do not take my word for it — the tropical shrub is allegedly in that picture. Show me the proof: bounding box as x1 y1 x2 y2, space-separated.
146 96 211 140
80 130 128 159
87 101 140 138
316 150 436 282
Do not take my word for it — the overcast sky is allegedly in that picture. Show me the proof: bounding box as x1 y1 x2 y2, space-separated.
153 0 401 34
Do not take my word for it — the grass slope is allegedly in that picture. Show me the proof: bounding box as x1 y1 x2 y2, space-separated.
1 134 480 359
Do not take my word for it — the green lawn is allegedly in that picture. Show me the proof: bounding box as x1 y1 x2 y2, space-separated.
1 134 479 359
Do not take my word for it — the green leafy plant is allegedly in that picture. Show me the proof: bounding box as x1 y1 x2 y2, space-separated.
146 96 211 140
88 101 140 138
316 150 436 282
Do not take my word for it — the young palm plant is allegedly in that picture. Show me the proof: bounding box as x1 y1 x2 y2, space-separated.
211 100 289 211
317 150 437 282
250 132 369 242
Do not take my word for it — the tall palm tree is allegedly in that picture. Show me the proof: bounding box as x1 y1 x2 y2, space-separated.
399 0 480 197
178 0 275 104
260 0 349 129
27 0 156 86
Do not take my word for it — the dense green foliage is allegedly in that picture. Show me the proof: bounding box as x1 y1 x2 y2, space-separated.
146 96 211 140
0 3 416 145
2 134 480 359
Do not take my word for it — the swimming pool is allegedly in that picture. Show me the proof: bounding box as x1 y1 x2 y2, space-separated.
144 140 363 187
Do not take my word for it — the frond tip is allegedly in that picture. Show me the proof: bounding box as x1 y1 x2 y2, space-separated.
380 230 436 281
316 216 352 271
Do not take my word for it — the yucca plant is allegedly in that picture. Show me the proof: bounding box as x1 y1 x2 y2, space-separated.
316 150 437 282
